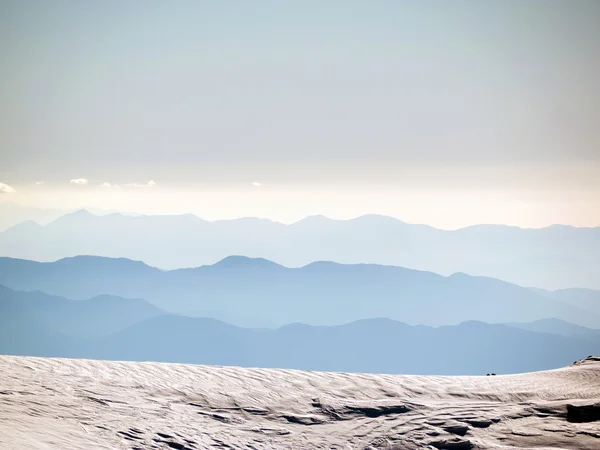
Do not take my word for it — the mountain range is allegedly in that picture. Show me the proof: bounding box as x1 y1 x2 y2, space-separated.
1 207 599 290
1 285 598 375
0 255 599 329
0 202 67 231
0 202 136 231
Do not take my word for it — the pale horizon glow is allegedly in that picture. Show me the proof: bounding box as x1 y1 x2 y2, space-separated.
1 1 599 229
1 176 599 230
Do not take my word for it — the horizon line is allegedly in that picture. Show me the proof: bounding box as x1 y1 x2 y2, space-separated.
2 201 599 231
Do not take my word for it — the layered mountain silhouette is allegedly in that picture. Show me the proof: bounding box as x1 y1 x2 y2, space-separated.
0 284 164 338
1 286 597 375
505 318 600 342
0 256 598 328
533 288 600 317
0 202 135 231
1 209 599 289
0 202 67 231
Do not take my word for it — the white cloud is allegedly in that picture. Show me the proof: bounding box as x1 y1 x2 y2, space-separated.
70 178 88 185
35 181 44 185
252 182 262 187
0 183 16 194
124 180 156 188
96 180 154 189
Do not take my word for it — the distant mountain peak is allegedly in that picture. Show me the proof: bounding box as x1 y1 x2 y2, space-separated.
49 209 98 225
213 216 276 224
292 214 413 229
211 255 283 269
3 220 44 233
53 255 154 270
104 211 125 218
71 208 95 216
352 214 405 223
291 215 335 226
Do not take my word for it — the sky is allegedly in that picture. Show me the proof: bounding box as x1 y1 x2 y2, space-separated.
1 1 599 228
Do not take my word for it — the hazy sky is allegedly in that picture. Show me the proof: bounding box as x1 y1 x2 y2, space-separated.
1 1 599 228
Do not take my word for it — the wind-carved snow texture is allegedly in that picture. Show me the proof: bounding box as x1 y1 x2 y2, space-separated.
0 356 599 449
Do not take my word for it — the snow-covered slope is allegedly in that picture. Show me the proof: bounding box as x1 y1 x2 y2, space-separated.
1 355 599 449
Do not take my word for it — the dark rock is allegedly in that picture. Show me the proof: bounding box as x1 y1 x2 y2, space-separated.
118 431 141 440
442 424 469 436
465 418 493 428
317 402 412 420
345 404 411 418
152 439 192 450
566 403 600 423
429 438 473 449
283 414 326 425
241 406 269 416
156 432 174 439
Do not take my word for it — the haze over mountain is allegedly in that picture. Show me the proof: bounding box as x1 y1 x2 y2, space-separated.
2 285 598 375
1 209 599 290
1 255 598 329
0 285 164 339
0 202 140 231
0 202 67 231
505 318 600 343
534 288 600 317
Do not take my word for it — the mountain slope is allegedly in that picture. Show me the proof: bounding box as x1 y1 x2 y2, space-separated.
0 287 597 375
2 355 599 449
505 318 600 342
2 310 598 375
0 202 67 231
1 210 599 289
0 285 165 338
0 256 597 328
542 288 600 316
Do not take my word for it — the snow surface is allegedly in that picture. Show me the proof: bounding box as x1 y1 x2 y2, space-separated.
1 355 599 449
